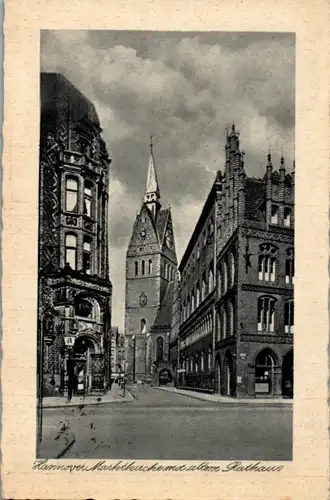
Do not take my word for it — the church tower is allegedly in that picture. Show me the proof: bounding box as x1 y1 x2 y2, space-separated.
124 139 177 383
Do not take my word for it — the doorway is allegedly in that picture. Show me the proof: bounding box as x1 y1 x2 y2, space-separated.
255 349 276 396
282 350 293 398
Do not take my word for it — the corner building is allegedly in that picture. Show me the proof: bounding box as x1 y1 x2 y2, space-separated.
38 73 112 397
124 142 178 384
178 126 294 398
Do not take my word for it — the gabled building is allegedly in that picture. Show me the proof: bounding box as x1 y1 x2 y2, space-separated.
177 125 294 398
124 140 178 384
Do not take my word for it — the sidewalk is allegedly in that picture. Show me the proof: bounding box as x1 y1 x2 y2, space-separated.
42 384 134 409
155 386 293 407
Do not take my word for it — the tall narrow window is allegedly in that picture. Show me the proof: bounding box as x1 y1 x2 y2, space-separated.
156 337 164 361
202 274 207 301
223 261 228 293
148 259 152 274
141 260 145 276
285 248 294 284
222 307 227 339
191 291 195 312
284 207 291 227
196 284 200 308
66 177 78 213
83 238 92 274
258 244 277 282
271 205 279 224
65 234 77 270
208 348 212 370
228 301 234 337
230 252 236 288
284 300 294 333
135 261 139 276
201 351 205 372
84 181 93 217
217 268 222 297
209 263 214 293
257 297 276 333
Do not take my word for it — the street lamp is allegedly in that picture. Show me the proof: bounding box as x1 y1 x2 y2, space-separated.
132 335 136 383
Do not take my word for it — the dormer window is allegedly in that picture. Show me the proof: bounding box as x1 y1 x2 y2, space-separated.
271 205 279 224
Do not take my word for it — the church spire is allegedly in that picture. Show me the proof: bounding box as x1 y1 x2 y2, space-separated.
144 135 161 219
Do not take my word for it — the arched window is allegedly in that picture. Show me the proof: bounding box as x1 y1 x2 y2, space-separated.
222 307 227 339
201 351 205 372
258 244 277 282
271 205 279 224
209 263 214 293
141 318 147 334
217 267 222 297
228 301 234 337
65 234 77 270
285 248 294 284
148 259 152 274
83 237 92 274
284 207 291 227
66 177 78 213
255 349 275 395
83 180 93 217
156 336 164 361
223 261 228 294
216 311 221 342
141 260 145 276
196 284 200 308
191 290 195 312
190 356 194 373
284 300 294 334
230 252 236 288
208 347 212 370
257 296 276 333
135 261 139 276
202 274 207 301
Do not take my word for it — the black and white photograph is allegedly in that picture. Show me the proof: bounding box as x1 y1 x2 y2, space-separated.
37 30 295 461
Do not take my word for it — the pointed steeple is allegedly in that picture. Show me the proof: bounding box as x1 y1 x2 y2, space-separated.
144 135 161 219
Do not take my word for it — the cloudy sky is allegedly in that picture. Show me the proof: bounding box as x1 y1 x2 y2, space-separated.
41 30 295 331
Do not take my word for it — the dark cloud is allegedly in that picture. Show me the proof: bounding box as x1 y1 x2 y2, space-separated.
41 30 295 329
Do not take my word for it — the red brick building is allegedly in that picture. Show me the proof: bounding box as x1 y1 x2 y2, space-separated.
176 125 294 398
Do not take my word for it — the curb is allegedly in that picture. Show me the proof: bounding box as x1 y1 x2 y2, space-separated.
154 387 293 408
42 389 134 409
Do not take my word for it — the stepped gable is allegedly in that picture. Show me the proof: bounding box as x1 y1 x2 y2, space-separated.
244 176 266 222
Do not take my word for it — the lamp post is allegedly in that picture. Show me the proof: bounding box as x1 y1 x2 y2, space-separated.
132 335 136 383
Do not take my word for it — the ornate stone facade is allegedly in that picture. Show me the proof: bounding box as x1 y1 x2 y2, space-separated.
38 73 112 397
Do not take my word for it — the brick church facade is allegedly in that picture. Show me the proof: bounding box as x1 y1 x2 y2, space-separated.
176 125 294 398
124 141 177 384
38 73 112 398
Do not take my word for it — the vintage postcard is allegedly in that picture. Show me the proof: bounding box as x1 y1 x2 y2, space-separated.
2 1 329 499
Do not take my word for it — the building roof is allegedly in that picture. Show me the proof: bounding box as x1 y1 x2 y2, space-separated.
155 208 170 244
244 177 266 222
151 280 175 331
145 144 160 198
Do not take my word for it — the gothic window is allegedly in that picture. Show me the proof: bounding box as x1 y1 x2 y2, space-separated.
258 244 277 282
208 347 212 370
285 248 294 284
223 261 228 294
230 252 236 288
202 274 207 301
135 261 138 276
141 318 147 333
156 337 164 361
271 205 279 224
222 306 227 339
217 267 222 297
141 260 145 276
216 311 221 342
284 207 292 227
83 237 92 274
228 301 234 337
284 300 294 334
257 296 276 333
65 177 78 213
65 233 77 270
196 283 200 308
191 290 195 312
148 259 152 274
187 295 190 316
201 351 205 372
83 180 93 218
209 262 214 293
